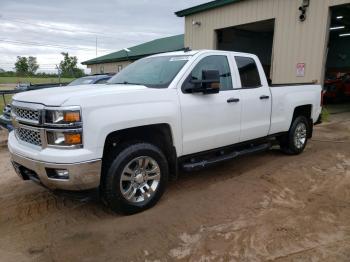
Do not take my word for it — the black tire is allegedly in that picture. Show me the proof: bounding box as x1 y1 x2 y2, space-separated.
102 143 169 214
280 116 310 155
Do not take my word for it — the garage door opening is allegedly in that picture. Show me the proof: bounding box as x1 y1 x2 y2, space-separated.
216 19 275 83
324 4 350 107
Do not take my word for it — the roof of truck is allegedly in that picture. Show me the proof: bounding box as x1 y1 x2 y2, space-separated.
150 49 256 58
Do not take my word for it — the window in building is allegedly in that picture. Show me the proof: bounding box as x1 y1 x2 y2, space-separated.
118 65 123 72
100 66 104 74
235 57 261 88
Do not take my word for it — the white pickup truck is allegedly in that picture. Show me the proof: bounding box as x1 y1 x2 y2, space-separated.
8 50 322 213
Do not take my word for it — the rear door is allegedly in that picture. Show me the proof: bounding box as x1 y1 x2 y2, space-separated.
178 53 242 155
235 56 272 142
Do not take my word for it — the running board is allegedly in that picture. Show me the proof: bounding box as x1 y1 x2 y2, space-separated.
181 143 271 171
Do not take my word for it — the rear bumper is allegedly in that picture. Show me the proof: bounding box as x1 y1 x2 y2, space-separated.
10 152 102 191
315 113 322 125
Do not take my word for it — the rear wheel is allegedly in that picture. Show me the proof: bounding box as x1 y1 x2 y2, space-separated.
102 143 169 214
280 116 309 155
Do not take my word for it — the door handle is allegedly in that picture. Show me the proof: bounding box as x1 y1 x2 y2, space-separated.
260 95 270 100
227 98 240 103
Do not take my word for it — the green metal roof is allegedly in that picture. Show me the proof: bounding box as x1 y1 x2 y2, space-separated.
175 0 244 17
82 34 184 65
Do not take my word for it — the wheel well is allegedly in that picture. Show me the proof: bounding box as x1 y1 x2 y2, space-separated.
292 105 313 138
102 124 177 181
292 105 312 120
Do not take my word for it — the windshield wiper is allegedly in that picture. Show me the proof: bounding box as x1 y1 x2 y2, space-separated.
112 81 143 85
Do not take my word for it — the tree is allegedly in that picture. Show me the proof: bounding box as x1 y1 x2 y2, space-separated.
15 56 29 76
59 52 84 78
0 68 4 73
28 56 39 75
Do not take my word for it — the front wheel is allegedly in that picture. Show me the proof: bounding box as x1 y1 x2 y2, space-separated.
280 116 310 155
102 143 169 214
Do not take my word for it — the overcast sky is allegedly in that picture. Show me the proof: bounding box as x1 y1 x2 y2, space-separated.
0 0 207 73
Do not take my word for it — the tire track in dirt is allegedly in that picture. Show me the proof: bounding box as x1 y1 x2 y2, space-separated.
168 147 350 262
1 118 350 261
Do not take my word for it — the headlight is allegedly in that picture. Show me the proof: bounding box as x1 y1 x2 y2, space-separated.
46 130 83 148
44 107 81 126
43 106 83 148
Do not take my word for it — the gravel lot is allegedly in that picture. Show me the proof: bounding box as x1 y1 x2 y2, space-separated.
0 113 350 262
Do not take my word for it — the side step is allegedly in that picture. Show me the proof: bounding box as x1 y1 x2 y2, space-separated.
181 143 271 171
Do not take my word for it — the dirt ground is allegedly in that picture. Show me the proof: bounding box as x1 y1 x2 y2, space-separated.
1 112 350 262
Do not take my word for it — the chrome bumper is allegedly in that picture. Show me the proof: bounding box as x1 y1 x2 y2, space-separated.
10 152 102 191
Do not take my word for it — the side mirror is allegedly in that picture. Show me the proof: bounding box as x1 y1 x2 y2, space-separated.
187 70 221 94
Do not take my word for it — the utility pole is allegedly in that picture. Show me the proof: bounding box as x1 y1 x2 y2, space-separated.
56 65 61 86
96 36 98 57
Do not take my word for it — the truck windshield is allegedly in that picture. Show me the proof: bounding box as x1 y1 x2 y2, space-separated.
108 56 191 88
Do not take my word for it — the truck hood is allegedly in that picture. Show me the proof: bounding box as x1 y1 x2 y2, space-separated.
13 84 148 106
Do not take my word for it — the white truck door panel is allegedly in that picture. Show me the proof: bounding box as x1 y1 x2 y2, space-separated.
180 91 241 155
240 86 271 141
179 54 241 155
234 56 272 142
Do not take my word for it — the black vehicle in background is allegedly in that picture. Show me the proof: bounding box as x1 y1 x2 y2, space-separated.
0 74 114 131
68 74 112 86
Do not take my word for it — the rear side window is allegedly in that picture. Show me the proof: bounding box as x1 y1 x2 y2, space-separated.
235 57 261 88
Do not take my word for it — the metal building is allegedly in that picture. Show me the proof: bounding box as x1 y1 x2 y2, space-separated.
82 35 184 74
176 0 350 85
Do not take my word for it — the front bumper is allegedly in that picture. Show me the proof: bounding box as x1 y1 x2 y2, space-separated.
0 114 12 130
10 152 102 191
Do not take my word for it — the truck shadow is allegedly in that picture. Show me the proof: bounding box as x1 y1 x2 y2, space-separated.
172 148 285 189
49 148 287 215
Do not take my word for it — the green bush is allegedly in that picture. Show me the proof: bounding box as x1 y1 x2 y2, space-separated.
321 107 330 122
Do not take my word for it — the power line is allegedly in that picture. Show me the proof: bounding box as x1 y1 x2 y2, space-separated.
0 38 110 52
0 16 124 40
1 16 103 36
0 62 58 65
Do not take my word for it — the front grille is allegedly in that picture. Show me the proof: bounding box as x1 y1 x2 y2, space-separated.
15 127 42 147
13 106 40 123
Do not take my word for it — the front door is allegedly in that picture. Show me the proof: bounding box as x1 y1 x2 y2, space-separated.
178 54 242 155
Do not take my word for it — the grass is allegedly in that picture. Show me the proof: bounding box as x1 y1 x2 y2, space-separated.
0 77 75 112
0 76 74 85
321 107 330 122
0 94 13 113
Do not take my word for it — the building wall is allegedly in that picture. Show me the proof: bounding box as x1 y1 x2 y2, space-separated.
87 60 132 74
218 28 274 68
184 0 350 84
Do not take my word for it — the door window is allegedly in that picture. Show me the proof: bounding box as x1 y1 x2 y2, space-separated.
235 57 261 88
185 55 233 91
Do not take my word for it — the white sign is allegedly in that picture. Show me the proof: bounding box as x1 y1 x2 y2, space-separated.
296 63 305 77
170 56 191 62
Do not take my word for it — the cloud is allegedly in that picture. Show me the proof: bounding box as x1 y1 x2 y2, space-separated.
0 0 206 72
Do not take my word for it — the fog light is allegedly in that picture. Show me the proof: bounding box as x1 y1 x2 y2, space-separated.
46 168 69 180
56 169 69 179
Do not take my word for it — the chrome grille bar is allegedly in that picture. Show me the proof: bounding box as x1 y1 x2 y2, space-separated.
15 127 42 147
